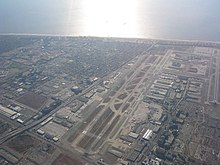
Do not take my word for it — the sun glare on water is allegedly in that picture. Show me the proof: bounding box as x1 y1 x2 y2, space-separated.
66 0 145 38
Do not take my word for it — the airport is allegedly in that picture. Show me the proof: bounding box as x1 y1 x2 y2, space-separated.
0 35 220 165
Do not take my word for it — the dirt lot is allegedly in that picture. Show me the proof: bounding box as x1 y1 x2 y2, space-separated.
0 120 10 135
17 92 48 110
51 154 84 165
7 134 40 153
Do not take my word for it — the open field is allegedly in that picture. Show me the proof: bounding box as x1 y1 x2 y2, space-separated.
51 154 84 165
16 92 48 110
0 120 10 134
7 134 40 153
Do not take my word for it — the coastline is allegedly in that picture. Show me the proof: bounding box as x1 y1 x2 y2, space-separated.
0 32 220 44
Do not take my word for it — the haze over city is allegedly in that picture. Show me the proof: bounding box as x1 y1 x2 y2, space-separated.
0 1 220 165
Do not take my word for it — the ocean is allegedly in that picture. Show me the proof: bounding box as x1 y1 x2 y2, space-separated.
1 0 220 41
